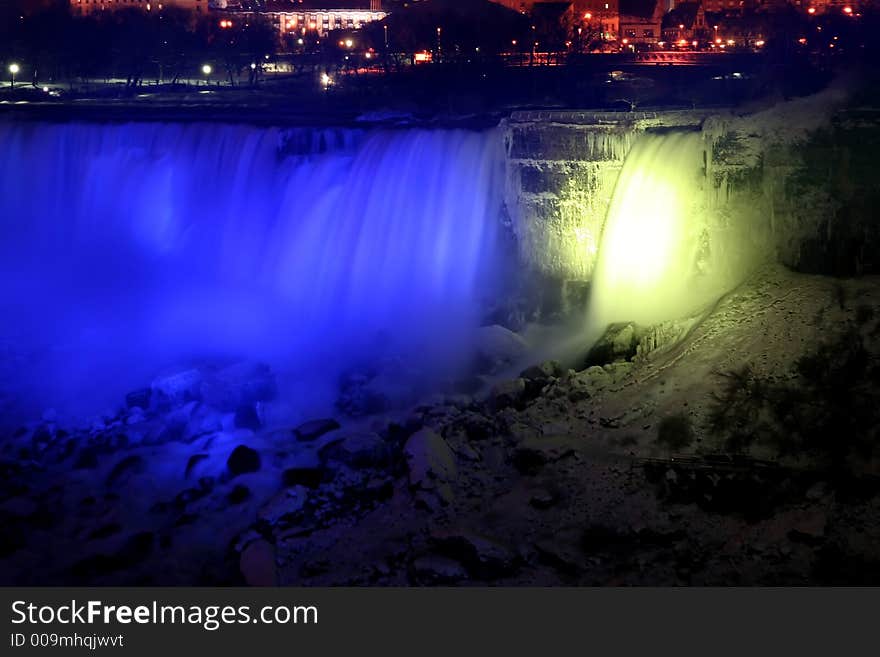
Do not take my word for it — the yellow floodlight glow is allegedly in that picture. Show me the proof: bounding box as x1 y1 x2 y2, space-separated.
589 133 705 327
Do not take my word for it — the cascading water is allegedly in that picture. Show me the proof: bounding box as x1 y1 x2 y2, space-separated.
0 121 507 422
588 130 711 331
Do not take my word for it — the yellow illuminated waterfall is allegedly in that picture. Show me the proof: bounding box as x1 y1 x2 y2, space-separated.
589 131 706 329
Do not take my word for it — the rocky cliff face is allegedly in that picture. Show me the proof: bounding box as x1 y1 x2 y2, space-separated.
503 99 880 311
503 110 709 285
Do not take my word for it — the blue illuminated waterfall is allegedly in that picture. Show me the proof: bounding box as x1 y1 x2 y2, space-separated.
0 121 507 421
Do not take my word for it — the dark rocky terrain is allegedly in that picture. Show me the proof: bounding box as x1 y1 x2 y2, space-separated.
2 265 880 586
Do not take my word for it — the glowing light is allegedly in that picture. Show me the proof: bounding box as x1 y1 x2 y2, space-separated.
42 86 48 92
345 39 353 48
219 19 233 29
321 73 332 87
589 133 708 327
584 12 592 19
798 37 807 44
9 63 19 75
843 6 853 14
726 39 734 45
755 40 765 47
715 38 722 44
201 64 212 75
297 38 304 45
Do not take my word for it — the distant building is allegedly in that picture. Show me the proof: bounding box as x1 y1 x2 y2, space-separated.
662 1 708 43
618 0 664 45
72 0 209 15
214 1 387 38
576 0 621 40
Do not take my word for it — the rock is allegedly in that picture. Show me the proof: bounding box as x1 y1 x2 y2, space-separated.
432 530 517 580
227 484 251 505
452 411 495 442
184 453 209 479
258 486 308 524
512 435 575 475
489 378 527 411
520 360 564 381
475 325 529 373
240 539 277 586
105 455 144 488
412 555 467 584
126 408 145 426
336 374 389 417
200 361 277 412
125 388 152 410
234 404 262 431
151 369 203 408
584 323 643 366
403 428 457 490
226 445 260 476
318 432 391 469
281 466 327 489
294 418 340 442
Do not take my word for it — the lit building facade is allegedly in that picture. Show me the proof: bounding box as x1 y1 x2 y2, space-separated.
215 1 386 38
619 1 665 45
577 0 621 40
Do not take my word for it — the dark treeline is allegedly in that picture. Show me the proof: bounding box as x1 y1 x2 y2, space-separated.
0 3 276 89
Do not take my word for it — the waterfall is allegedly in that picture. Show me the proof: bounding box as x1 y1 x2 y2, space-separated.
588 130 711 331
0 121 507 421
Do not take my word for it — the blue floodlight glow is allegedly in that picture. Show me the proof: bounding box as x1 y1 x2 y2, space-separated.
0 122 508 423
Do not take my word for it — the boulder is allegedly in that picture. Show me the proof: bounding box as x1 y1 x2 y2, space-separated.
294 418 340 442
200 361 277 412
125 388 152 410
318 432 391 469
584 323 644 366
226 445 260 476
520 360 564 381
281 466 328 489
258 486 308 524
489 378 527 411
431 530 518 580
151 369 203 408
404 428 457 488
234 404 262 431
475 325 529 373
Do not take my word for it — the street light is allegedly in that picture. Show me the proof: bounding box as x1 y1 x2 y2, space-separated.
201 64 212 75
9 63 20 89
